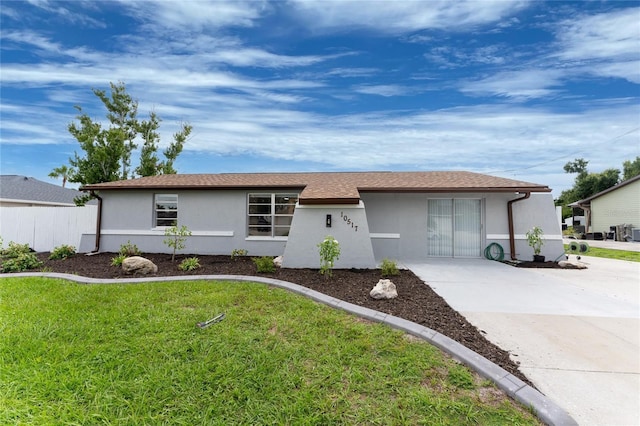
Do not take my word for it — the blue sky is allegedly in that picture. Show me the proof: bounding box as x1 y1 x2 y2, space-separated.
1 1 638 196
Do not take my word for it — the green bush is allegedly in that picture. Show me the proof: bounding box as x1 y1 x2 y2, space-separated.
2 241 32 258
1 252 42 272
111 254 127 267
179 257 201 271
231 248 248 260
163 225 191 262
380 258 399 276
49 244 76 260
119 240 141 257
252 256 275 273
318 236 340 278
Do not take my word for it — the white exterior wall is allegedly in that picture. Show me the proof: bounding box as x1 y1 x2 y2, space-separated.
361 192 564 262
282 202 376 268
591 181 640 233
79 189 292 256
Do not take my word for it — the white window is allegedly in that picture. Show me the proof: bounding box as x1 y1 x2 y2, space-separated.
248 193 298 237
155 194 178 227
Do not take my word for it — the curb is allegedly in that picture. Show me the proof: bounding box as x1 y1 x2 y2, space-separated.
5 272 578 426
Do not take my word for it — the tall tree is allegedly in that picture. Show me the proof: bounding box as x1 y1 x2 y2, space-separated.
622 156 640 181
57 82 191 204
48 165 74 188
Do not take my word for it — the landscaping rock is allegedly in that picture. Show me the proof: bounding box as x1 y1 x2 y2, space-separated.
273 256 283 268
558 260 588 269
122 256 158 275
370 279 398 299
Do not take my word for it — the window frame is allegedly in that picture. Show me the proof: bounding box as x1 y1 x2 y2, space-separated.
247 192 298 238
154 193 178 228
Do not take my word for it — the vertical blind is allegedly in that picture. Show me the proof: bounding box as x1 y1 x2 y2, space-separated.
428 199 481 257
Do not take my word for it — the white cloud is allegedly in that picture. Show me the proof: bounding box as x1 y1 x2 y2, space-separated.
459 69 564 100
287 0 530 34
352 84 412 97
553 7 640 83
118 0 267 30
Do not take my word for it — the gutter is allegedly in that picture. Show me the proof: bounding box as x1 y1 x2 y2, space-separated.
90 190 103 253
507 192 530 260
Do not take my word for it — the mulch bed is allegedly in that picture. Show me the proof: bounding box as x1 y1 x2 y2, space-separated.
10 252 533 386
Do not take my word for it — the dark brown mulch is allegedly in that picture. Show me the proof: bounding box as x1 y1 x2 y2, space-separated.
16 252 532 386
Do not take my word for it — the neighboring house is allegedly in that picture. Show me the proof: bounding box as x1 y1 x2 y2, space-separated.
79 171 564 267
0 175 83 206
570 175 640 239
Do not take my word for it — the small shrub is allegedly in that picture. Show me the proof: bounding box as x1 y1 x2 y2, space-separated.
318 236 340 278
119 240 141 257
111 254 127 267
380 258 399 276
49 244 76 260
252 256 275 273
179 257 201 271
231 248 248 260
2 241 32 258
1 252 42 272
163 225 192 262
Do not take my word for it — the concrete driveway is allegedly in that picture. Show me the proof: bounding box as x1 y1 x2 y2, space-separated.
406 257 640 426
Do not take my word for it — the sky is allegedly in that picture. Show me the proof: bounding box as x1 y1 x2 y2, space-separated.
1 0 639 196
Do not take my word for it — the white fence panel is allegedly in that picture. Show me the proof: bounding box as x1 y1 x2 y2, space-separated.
0 206 97 252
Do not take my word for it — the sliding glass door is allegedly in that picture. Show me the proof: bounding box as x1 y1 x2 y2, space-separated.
427 199 481 257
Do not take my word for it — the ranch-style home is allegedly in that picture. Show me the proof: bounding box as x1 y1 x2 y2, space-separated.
79 171 564 267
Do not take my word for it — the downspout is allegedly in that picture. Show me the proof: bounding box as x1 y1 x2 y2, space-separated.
90 190 103 254
507 192 530 260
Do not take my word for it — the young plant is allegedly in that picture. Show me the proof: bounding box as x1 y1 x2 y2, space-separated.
252 256 275 273
1 253 43 272
111 254 127 267
119 240 141 256
179 257 201 271
49 244 76 260
318 236 340 278
231 248 248 260
525 226 545 256
380 258 399 276
163 225 192 262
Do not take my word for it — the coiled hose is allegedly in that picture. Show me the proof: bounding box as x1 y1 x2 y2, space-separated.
484 243 504 261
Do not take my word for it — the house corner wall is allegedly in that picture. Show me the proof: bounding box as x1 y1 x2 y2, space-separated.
511 193 565 261
282 201 376 269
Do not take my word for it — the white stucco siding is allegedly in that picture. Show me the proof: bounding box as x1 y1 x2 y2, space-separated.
83 189 292 255
510 193 564 261
591 181 640 233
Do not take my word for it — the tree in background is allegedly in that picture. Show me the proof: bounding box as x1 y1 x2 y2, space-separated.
622 156 640 181
556 158 622 218
56 82 191 204
48 165 74 188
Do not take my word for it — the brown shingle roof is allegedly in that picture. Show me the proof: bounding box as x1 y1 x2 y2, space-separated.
81 171 551 204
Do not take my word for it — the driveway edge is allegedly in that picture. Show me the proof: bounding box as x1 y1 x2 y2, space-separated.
6 272 578 426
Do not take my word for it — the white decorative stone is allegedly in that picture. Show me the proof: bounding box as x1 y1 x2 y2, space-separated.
122 256 158 275
273 256 283 267
370 279 398 300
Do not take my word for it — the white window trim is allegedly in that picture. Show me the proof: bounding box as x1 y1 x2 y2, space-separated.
247 192 298 239
154 193 178 228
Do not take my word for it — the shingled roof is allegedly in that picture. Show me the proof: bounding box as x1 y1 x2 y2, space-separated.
81 171 551 204
0 175 84 206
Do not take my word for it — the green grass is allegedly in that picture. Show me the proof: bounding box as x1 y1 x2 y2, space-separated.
0 277 539 425
564 244 640 262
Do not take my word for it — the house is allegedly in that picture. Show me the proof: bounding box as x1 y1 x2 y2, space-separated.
79 171 564 267
570 175 640 240
0 175 83 207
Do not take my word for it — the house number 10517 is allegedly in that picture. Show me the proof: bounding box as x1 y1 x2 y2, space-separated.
340 211 358 232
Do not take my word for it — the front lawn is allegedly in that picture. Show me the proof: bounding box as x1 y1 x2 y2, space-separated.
0 277 539 425
564 244 640 262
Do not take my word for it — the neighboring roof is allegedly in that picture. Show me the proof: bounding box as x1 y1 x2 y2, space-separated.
82 171 550 205
569 174 640 207
0 175 83 206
